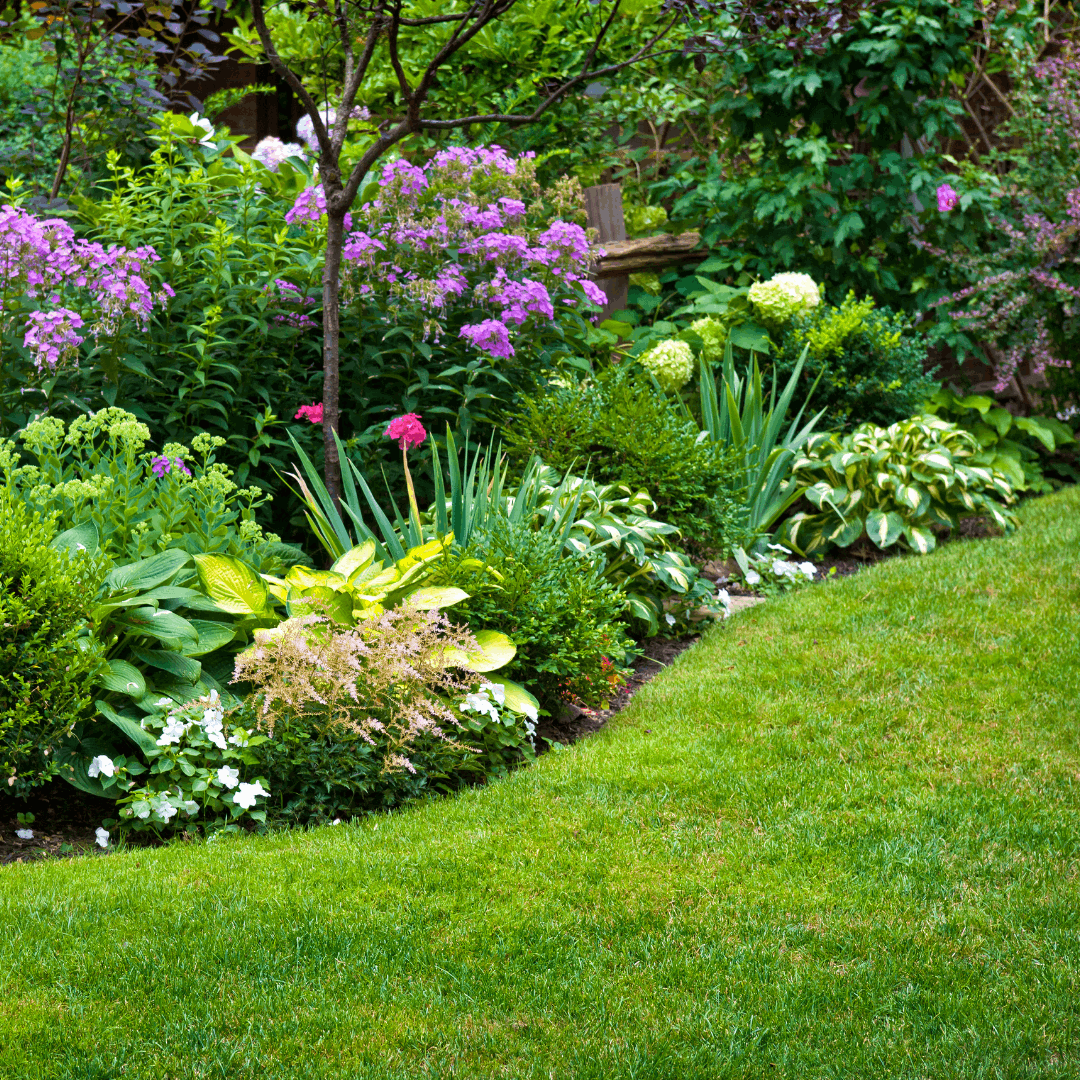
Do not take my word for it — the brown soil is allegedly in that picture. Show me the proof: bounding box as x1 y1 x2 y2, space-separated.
0 783 116 866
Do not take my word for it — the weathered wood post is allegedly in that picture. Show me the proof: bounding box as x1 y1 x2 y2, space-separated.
583 183 629 320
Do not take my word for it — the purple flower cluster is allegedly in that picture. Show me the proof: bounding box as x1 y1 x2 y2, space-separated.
1 204 167 372
266 278 318 329
252 136 306 173
285 146 605 360
925 187 1080 390
284 185 353 231
151 455 192 478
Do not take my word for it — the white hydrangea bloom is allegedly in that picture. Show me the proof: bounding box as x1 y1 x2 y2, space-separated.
747 272 821 327
252 136 306 173
689 316 726 363
640 339 695 393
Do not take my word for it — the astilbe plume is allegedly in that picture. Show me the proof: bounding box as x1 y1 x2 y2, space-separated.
285 145 606 359
0 203 169 372
231 608 479 775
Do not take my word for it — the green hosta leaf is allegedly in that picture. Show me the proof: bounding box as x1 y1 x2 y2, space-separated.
181 620 236 657
192 553 271 616
287 585 354 625
445 629 517 673
895 484 923 511
285 565 349 591
405 585 470 611
903 525 936 554
829 514 864 548
51 520 100 557
105 550 191 592
331 539 378 579
95 699 160 755
919 450 953 472
96 659 146 699
488 678 539 721
130 647 202 685
114 606 199 644
865 509 904 549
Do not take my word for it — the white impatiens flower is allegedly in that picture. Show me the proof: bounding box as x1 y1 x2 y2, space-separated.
87 754 115 779
487 682 506 706
156 717 188 746
156 801 178 823
16 828 33 840
188 112 216 147
639 339 695 393
216 765 240 789
772 559 798 578
745 568 762 585
798 561 816 579
233 781 269 810
747 272 821 327
460 689 500 721
717 587 731 618
665 613 677 627
94 827 110 848
183 800 199 816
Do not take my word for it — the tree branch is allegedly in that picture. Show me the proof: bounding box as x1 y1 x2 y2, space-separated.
385 0 416 106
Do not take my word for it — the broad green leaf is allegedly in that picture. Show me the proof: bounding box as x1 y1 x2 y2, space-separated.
332 539 377 579
488 678 540 720
865 509 904 549
95 699 160 755
104 550 191 592
903 525 936 554
114 606 199 643
181 620 236 657
192 553 271 616
405 585 470 611
96 659 146 699
287 585 354 625
284 565 349 591
445 629 517 673
51 520 99 557
130 647 202 684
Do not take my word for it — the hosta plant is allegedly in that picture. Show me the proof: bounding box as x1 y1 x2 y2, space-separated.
777 416 1019 556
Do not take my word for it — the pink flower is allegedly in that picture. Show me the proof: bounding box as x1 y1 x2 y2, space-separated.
937 183 959 213
384 413 427 450
295 402 324 424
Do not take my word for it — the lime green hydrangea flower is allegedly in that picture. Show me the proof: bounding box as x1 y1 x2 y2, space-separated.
639 339 695 393
689 317 726 364
747 272 821 328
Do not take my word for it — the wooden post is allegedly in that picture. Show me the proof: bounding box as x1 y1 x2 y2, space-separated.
584 183 629 320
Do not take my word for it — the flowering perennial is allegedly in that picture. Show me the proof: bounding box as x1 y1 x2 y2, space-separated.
284 145 605 360
1 203 168 372
639 339 695 393
384 412 427 450
747 272 821 327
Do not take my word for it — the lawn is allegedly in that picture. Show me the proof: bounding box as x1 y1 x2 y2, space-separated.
2 489 1078 1080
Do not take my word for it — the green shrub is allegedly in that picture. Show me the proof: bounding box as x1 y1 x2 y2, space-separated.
505 368 740 543
771 293 939 430
0 494 105 797
447 517 631 712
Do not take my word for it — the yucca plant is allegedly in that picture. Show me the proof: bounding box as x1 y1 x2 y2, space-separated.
695 341 824 546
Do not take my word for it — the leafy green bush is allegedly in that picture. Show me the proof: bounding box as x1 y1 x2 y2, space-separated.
447 517 631 712
0 494 105 797
771 293 939 430
505 368 740 543
924 387 1078 493
778 416 1019 557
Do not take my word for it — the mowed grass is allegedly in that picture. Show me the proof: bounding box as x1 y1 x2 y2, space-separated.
2 490 1079 1080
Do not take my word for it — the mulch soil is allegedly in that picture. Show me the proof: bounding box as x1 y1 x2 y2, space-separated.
0 784 116 866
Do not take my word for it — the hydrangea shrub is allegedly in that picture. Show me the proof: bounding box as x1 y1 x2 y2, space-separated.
639 339 695 392
747 272 821 329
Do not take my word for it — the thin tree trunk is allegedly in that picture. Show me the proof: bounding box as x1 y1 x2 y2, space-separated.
50 103 77 201
322 209 345 504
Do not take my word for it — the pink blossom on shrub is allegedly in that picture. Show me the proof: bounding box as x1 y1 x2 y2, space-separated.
936 183 959 213
295 402 324 423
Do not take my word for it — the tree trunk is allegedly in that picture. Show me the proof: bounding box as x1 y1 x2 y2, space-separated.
321 209 345 504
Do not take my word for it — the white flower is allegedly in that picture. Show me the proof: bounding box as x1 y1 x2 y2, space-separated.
156 717 188 746
798 561 816 579
233 780 269 810
228 729 250 746
94 827 110 848
135 803 151 819
486 682 506 706
204 726 227 751
15 828 33 840
460 690 499 721
188 111 216 147
252 135 307 172
665 613 677 627
717 587 731 608
156 802 177 823
332 818 342 826
183 800 199 816
745 568 761 585
772 559 797 578
87 754 115 779
216 765 240 789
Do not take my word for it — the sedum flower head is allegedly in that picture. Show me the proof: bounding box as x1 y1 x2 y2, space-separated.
747 272 821 328
639 339 694 393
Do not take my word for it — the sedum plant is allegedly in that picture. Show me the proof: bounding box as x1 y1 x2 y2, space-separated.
777 416 1019 556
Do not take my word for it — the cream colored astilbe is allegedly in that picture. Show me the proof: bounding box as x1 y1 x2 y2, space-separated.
232 607 479 774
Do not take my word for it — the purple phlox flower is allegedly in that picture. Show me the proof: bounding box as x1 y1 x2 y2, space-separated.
580 279 608 308
22 308 84 371
285 185 354 231
479 272 553 325
342 230 388 263
460 319 514 359
936 183 960 213
379 159 428 197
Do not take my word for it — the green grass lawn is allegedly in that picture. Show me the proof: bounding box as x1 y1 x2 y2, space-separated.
3 489 1079 1080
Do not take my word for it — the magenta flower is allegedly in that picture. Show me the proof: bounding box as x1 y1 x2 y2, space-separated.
295 402 324 424
384 413 427 450
937 183 959 213
151 455 171 478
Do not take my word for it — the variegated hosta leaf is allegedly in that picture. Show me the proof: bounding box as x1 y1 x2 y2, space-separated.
903 524 936 554
865 509 904 549
895 484 922 511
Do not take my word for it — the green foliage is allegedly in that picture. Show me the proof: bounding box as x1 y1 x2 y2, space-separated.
695 345 824 552
448 517 631 712
924 389 1078 494
1 409 298 568
0 493 104 796
772 293 940 429
505 367 741 543
778 416 1019 556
